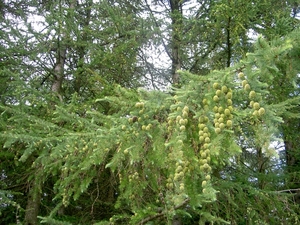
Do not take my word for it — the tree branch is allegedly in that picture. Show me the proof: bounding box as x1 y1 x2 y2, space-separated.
144 0 172 60
277 188 300 193
137 198 190 225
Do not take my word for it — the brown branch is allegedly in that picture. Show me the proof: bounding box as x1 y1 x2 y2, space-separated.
144 0 172 60
277 188 300 193
137 198 190 225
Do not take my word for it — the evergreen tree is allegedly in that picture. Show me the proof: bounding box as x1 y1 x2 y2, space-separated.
2 28 299 224
1 0 150 223
0 0 299 224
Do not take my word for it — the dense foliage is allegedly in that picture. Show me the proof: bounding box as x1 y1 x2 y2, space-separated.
0 0 300 224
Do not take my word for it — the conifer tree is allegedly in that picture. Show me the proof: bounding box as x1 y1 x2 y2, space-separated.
1 0 149 223
3 28 299 224
1 1 299 224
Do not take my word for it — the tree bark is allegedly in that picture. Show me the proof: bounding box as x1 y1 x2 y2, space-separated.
283 118 300 190
52 44 66 102
51 0 76 101
74 0 92 93
226 16 231 68
257 147 267 189
24 180 41 225
285 139 300 189
170 0 183 85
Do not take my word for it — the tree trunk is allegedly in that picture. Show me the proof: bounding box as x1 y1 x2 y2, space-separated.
52 45 66 102
170 0 184 205
51 0 76 101
170 0 183 85
226 16 231 68
74 1 92 93
257 147 266 189
283 118 300 189
24 180 41 225
285 139 300 189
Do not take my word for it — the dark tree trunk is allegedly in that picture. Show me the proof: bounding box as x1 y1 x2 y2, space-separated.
74 1 92 93
285 139 300 189
283 118 300 189
257 147 267 189
226 16 231 68
170 0 183 85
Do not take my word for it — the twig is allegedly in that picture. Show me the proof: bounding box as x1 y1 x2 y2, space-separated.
277 188 300 193
137 198 190 225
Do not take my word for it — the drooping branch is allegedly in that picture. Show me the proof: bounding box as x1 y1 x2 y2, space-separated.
137 198 190 225
144 0 172 61
277 188 300 193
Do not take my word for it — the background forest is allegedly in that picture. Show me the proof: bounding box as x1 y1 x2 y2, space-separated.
0 0 300 224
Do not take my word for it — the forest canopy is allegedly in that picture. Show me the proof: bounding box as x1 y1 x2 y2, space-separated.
0 0 300 224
